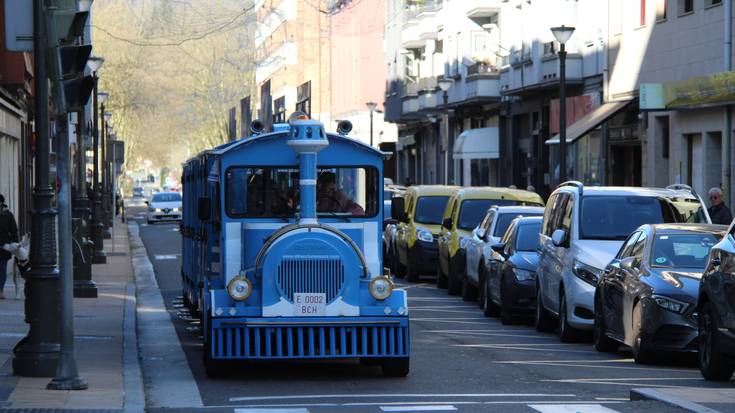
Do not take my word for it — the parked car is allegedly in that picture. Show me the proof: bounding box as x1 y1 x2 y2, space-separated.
483 216 544 324
146 191 183 224
466 205 544 307
594 223 725 363
394 185 457 281
132 186 145 198
383 188 405 273
697 219 735 381
536 182 711 342
438 187 544 295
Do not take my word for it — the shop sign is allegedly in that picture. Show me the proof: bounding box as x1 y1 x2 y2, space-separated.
641 71 735 110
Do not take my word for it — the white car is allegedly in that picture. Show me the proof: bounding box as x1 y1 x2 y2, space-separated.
146 191 182 224
465 206 544 311
535 182 711 342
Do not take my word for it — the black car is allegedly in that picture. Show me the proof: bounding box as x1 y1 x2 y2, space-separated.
698 220 735 381
594 223 726 363
132 186 145 198
484 216 542 325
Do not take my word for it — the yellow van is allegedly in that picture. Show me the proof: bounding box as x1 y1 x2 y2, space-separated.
393 185 458 282
437 187 544 295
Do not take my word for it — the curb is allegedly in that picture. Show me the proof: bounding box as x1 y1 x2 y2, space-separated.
631 388 724 413
122 284 145 413
127 223 203 409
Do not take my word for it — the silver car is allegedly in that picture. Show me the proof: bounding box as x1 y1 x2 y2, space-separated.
146 192 182 224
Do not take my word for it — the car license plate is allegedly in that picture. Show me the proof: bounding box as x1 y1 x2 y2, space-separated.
293 293 326 316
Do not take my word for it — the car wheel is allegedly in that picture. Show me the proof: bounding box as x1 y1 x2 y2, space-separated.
395 259 406 278
482 270 501 317
406 262 419 282
461 275 478 302
558 291 581 343
447 258 462 296
381 357 410 377
477 267 486 309
499 277 517 325
632 301 654 364
436 261 448 289
699 301 735 381
593 296 618 352
535 282 555 332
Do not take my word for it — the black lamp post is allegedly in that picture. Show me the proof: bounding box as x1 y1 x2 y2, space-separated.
101 110 112 238
92 89 107 264
438 77 454 185
366 101 377 147
551 25 575 184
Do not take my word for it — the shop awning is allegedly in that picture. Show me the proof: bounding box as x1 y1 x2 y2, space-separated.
545 99 633 145
453 127 499 160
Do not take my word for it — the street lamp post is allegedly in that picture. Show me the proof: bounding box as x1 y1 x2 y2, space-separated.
92 89 107 264
101 110 112 239
366 101 377 147
438 77 454 185
551 25 575 184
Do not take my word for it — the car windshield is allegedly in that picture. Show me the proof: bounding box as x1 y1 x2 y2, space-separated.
580 196 707 240
458 200 496 229
516 222 542 251
415 196 449 225
494 212 543 237
651 233 720 269
152 193 181 203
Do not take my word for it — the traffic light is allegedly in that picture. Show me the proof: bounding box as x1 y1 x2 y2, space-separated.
48 1 94 113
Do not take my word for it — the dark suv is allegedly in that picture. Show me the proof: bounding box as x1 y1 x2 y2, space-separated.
698 219 735 381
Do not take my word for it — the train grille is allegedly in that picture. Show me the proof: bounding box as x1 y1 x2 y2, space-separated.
276 257 345 304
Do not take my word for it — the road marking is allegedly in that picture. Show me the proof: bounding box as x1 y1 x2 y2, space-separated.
454 344 596 354
380 406 457 412
154 254 178 260
542 377 702 388
529 404 620 413
229 394 577 403
410 308 488 315
499 360 700 373
235 409 310 413
423 330 562 339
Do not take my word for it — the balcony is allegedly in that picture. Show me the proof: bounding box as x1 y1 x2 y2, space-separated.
501 53 584 96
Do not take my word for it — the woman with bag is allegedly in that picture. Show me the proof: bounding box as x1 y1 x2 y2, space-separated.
0 194 19 299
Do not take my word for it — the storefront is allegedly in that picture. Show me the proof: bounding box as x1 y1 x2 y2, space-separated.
452 127 499 186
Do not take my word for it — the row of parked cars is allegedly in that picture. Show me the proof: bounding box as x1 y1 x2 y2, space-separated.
383 181 735 381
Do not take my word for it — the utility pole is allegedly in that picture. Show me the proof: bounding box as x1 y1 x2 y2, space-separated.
14 0 61 378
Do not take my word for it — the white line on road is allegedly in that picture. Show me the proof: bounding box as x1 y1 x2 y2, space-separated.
235 409 310 413
529 404 621 413
454 344 596 354
500 360 700 373
228 394 577 403
154 254 179 260
380 406 457 412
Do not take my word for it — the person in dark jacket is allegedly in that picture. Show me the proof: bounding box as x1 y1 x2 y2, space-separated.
0 194 19 299
708 187 733 225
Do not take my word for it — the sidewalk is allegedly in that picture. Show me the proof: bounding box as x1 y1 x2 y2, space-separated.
632 386 735 413
0 218 141 412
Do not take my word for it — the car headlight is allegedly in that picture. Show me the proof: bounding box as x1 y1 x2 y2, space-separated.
155 208 163 212
227 276 252 301
173 207 180 212
369 276 394 300
573 260 602 286
652 295 688 314
514 268 536 281
459 237 471 250
416 228 433 243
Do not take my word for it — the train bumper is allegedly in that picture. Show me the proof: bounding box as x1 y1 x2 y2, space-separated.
207 316 410 360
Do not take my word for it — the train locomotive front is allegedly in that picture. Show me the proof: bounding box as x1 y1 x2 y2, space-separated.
181 116 410 376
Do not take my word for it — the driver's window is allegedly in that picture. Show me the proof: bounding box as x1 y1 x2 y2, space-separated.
618 231 641 259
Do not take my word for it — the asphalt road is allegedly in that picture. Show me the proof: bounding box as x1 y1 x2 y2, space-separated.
128 203 733 413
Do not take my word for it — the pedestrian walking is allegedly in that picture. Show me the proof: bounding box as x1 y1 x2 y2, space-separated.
708 187 733 225
0 194 19 299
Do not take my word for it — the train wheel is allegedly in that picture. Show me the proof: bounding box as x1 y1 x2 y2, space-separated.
381 357 410 377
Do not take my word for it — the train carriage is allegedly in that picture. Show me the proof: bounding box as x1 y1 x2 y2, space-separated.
181 115 410 376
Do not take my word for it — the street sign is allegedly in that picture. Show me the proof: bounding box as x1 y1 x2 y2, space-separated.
4 0 33 51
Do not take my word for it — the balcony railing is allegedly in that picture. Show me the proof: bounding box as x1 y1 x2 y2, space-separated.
404 0 443 20
467 62 499 76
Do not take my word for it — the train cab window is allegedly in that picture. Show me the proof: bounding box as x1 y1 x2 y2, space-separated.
225 166 379 218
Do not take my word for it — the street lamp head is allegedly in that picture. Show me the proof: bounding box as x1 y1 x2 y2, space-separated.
551 25 575 45
366 101 378 112
98 91 109 104
87 56 104 73
437 77 454 92
103 112 112 122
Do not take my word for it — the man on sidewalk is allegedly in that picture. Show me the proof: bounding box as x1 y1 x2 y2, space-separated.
0 194 19 300
708 187 733 225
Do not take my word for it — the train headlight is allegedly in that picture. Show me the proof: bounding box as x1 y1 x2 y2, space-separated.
227 276 252 301
369 276 394 300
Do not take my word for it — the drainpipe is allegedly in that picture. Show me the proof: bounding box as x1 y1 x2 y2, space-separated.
725 0 732 206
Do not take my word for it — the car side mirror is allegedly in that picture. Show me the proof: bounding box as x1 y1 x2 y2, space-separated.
442 217 453 229
144 200 149 205
198 197 211 221
491 243 505 254
391 197 405 222
383 218 397 229
620 256 635 270
476 227 486 239
551 229 568 247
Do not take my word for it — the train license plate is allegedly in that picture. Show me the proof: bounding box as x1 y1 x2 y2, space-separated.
293 293 326 316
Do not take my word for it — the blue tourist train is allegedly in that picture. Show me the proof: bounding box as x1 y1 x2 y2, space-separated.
181 114 410 376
